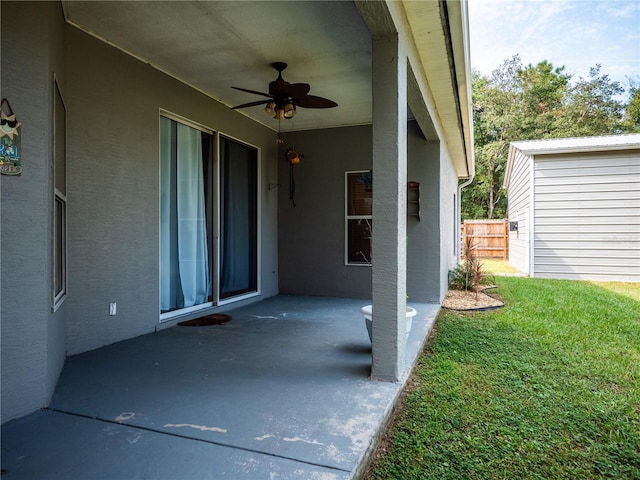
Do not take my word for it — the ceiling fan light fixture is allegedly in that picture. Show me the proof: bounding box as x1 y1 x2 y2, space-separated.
274 107 286 121
264 101 276 116
284 102 296 118
230 62 337 119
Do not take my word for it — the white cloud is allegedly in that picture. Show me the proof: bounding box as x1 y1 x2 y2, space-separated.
468 0 640 86
605 1 640 18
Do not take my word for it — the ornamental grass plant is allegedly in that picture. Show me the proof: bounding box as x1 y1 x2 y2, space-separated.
448 236 494 299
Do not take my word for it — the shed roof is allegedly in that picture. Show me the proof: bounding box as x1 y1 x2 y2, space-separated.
504 134 640 189
511 134 640 155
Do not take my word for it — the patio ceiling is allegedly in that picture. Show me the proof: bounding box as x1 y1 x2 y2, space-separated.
62 0 373 133
62 0 473 177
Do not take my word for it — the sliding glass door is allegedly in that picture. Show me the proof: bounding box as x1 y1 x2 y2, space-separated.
220 136 258 299
160 117 212 314
160 115 258 318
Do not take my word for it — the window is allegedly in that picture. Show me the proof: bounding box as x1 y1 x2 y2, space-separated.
345 171 372 265
159 114 259 318
53 79 67 310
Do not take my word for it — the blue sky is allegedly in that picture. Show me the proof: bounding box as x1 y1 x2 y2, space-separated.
468 0 640 90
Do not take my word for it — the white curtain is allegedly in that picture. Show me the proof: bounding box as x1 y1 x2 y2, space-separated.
160 117 210 312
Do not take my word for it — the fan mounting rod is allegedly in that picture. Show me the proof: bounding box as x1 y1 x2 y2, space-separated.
272 62 288 73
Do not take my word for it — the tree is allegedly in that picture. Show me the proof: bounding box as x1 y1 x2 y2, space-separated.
464 56 531 220
559 65 625 137
622 81 640 132
517 61 570 138
462 58 634 220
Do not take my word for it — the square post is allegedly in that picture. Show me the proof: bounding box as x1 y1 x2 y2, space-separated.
371 33 408 381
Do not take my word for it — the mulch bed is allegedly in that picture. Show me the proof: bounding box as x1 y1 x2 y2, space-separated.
441 287 504 311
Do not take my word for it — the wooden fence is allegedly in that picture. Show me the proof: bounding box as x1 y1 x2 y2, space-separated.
461 219 508 259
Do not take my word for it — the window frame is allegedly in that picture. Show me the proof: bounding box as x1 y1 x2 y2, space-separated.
53 76 67 311
345 170 373 266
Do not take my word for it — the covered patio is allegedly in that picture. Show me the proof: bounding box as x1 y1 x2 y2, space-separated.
2 296 439 479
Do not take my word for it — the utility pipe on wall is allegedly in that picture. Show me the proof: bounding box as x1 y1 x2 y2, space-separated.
456 172 475 260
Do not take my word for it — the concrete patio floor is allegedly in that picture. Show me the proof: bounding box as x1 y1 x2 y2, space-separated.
1 295 439 479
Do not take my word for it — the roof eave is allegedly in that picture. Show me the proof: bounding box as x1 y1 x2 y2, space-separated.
394 0 475 179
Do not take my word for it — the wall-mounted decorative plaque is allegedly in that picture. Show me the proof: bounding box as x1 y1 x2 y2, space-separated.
0 98 22 176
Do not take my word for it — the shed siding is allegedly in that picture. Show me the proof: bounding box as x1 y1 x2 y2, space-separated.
506 149 531 274
533 150 640 282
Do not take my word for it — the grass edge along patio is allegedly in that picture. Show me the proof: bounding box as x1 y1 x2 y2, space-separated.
366 275 640 480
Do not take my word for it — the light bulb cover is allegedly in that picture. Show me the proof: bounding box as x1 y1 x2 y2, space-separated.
284 103 296 118
263 101 276 116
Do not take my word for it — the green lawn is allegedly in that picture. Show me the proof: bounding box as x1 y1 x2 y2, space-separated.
365 277 640 480
591 281 640 302
478 258 523 275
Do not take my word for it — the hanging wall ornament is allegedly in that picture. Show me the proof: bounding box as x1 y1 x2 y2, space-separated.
0 99 22 176
286 147 303 206
286 147 302 165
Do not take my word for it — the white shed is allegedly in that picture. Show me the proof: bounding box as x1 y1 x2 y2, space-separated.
503 134 640 282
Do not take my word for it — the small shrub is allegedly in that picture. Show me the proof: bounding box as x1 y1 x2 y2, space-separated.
448 263 474 291
449 236 492 294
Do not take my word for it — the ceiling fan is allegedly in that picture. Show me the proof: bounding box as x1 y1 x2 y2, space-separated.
231 62 338 120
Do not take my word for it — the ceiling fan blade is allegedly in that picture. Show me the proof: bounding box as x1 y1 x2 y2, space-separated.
231 86 274 99
288 83 311 97
295 95 338 109
231 100 270 110
231 63 337 113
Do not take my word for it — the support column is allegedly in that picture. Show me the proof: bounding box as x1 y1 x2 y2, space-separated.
371 33 408 381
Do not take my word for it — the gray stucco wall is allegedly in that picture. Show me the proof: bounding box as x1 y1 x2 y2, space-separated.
2 4 279 422
406 122 441 303
1 1 67 423
407 120 459 305
278 125 373 299
64 26 279 355
277 121 445 303
438 142 460 301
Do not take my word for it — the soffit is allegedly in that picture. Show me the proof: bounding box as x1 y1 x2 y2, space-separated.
401 0 473 178
62 1 372 133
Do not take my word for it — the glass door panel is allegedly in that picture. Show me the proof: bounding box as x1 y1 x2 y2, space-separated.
219 137 258 299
